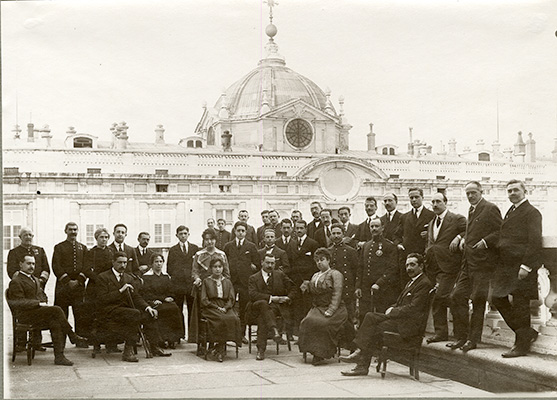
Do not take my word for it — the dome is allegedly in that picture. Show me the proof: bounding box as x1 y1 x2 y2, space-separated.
214 61 335 119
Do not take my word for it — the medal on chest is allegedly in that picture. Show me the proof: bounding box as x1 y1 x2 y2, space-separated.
375 242 383 257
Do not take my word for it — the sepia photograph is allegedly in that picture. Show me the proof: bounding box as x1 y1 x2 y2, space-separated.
3 0 557 398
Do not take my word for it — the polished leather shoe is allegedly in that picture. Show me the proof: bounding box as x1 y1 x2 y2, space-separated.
122 345 139 362
152 346 172 357
426 335 448 344
501 347 528 358
69 333 88 348
54 356 74 366
446 339 467 350
311 355 326 366
341 367 368 376
242 336 249 345
168 341 176 349
339 349 361 363
256 350 265 361
460 340 477 353
216 353 224 363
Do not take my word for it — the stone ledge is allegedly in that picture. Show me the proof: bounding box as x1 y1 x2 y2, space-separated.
417 339 557 393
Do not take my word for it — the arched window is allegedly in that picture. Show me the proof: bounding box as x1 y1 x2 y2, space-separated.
187 140 194 148
207 127 215 145
195 140 202 148
382 148 388 155
389 147 395 155
478 152 490 161
73 137 92 148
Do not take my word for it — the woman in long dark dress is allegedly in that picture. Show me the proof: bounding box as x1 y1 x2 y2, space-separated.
190 228 231 351
298 247 348 365
200 258 242 362
141 253 183 348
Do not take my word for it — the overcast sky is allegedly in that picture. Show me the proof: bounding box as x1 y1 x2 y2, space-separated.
2 0 557 156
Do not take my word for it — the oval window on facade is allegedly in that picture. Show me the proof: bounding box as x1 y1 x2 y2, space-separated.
285 119 313 149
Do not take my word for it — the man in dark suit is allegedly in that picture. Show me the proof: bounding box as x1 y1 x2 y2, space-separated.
306 202 323 239
490 179 542 358
247 254 297 360
215 218 231 250
8 254 87 366
380 193 403 246
356 218 400 321
256 210 271 248
398 188 435 287
338 206 358 245
424 193 466 343
52 222 89 340
329 223 361 334
448 181 502 352
268 210 283 239
223 221 261 342
276 218 296 251
231 210 258 244
135 232 154 274
258 229 290 273
341 253 433 376
314 209 334 248
286 220 320 328
166 225 200 341
7 227 50 286
354 197 379 249
7 227 51 351
96 252 169 361
291 210 303 227
108 223 140 275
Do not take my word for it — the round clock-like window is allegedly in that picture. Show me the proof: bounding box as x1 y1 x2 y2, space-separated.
285 119 313 149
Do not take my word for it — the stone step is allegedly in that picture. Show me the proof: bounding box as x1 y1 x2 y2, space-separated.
415 338 557 393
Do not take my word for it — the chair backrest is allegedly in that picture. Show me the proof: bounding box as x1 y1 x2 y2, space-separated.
418 287 437 337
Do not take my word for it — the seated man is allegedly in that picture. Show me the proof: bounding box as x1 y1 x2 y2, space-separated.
96 252 170 362
247 254 297 361
340 253 433 376
7 254 87 366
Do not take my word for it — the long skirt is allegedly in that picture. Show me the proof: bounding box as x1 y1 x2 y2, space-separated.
155 302 183 343
201 306 242 345
298 305 348 359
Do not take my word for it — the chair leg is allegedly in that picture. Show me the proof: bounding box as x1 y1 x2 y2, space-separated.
236 343 239 359
337 346 341 363
276 340 279 355
26 332 33 366
303 352 307 363
287 336 291 352
413 350 420 380
248 325 252 354
380 346 388 378
12 328 17 363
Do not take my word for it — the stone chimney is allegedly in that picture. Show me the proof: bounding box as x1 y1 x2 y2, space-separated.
514 131 526 156
503 147 513 161
12 124 22 140
407 127 414 156
27 123 36 142
367 123 376 153
155 124 165 144
115 121 129 150
525 132 536 163
492 140 501 155
40 125 52 147
448 138 457 156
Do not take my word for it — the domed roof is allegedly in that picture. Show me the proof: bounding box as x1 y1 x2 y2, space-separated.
214 61 333 119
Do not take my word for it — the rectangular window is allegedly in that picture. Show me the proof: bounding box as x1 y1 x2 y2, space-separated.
64 183 79 192
389 174 400 179
3 209 24 251
219 185 231 193
87 168 102 174
4 167 19 175
216 209 234 226
263 185 270 194
111 183 125 192
276 171 287 177
199 184 211 193
277 185 288 194
29 183 38 192
156 184 168 193
218 171 231 176
177 184 190 193
134 183 148 192
155 169 168 175
436 175 446 180
81 208 108 247
151 209 175 245
239 185 253 193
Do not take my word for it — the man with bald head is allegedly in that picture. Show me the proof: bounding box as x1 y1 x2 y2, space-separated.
7 227 50 286
424 193 466 343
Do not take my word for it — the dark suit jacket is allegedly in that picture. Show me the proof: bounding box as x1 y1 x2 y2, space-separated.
401 207 436 255
387 273 433 339
223 240 261 288
135 247 155 268
425 211 466 274
275 236 296 251
355 219 374 243
248 269 297 302
7 273 49 320
96 269 148 315
358 238 399 294
108 242 140 274
314 225 333 248
215 230 232 251
307 218 321 240
231 224 257 245
492 200 542 299
258 246 290 274
463 198 502 273
166 241 200 295
286 236 319 284
380 211 403 246
343 223 359 239
7 245 50 282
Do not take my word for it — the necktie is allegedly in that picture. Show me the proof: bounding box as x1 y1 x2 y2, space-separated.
468 206 475 219
118 273 123 282
119 245 123 252
435 216 441 228
505 205 516 219
326 228 331 238
237 240 242 249
413 209 418 218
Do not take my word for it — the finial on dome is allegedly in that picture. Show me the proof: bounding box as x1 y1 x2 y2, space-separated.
259 0 285 66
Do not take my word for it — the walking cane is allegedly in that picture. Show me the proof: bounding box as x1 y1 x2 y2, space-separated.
125 287 153 358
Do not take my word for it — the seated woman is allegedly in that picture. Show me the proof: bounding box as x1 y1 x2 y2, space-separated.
200 258 242 362
298 247 348 366
190 228 231 351
141 253 183 349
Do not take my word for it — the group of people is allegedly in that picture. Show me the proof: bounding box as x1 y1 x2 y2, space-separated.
7 179 543 374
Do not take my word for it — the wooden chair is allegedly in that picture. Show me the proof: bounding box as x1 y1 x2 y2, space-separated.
6 289 53 366
376 288 437 380
247 315 291 355
198 317 239 360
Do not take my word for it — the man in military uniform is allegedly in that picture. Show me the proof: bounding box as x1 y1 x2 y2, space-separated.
7 227 50 287
356 218 399 323
329 223 361 346
52 222 89 342
215 218 232 250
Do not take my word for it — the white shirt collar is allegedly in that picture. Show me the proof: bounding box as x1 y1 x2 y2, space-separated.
261 269 272 281
513 198 528 208
437 209 448 220
298 234 307 244
112 268 123 280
